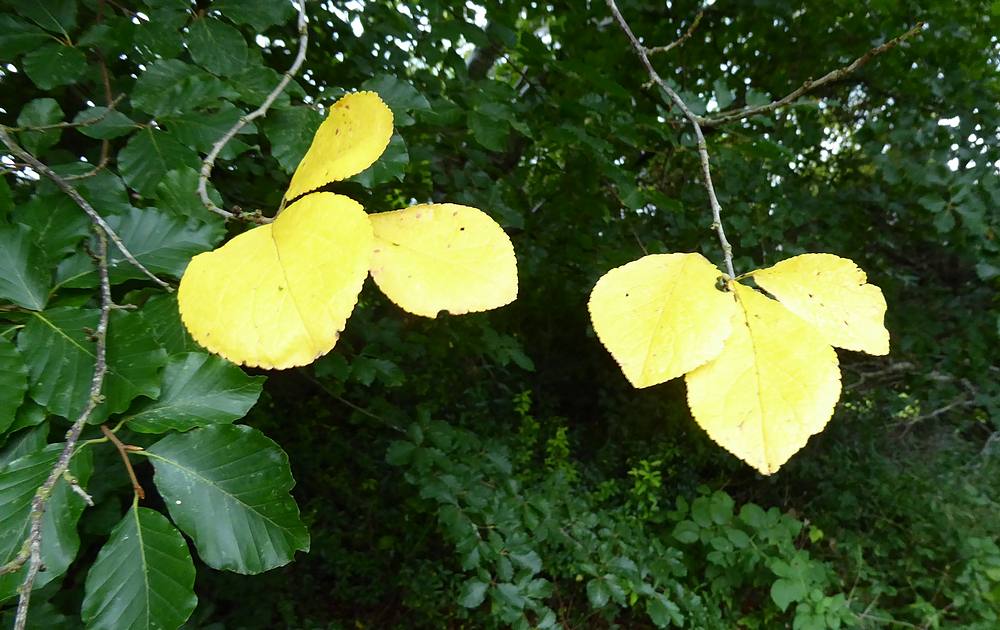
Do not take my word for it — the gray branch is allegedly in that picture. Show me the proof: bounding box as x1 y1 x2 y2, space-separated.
197 0 309 223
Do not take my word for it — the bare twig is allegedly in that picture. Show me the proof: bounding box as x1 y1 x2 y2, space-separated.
699 22 925 127
64 472 95 506
100 424 145 500
2 229 112 630
197 0 309 223
65 51 117 181
8 94 127 133
645 10 703 56
606 0 736 278
0 125 171 290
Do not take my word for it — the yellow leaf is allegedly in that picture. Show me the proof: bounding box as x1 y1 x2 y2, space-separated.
368 204 517 317
178 193 373 369
284 91 394 201
588 253 738 388
685 283 841 475
753 253 889 355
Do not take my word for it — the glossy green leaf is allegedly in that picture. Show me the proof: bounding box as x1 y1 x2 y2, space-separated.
586 578 611 608
18 308 166 421
11 0 77 34
73 106 137 139
139 294 199 355
82 507 197 630
0 339 28 436
126 352 264 433
132 60 233 117
118 128 200 196
185 17 248 77
22 43 87 89
361 74 431 127
214 0 294 31
14 195 89 264
458 578 489 608
0 423 48 473
0 15 49 58
154 168 224 224
16 97 64 154
0 224 51 310
146 424 310 574
106 207 221 281
164 103 253 158
261 106 323 174
0 444 92 600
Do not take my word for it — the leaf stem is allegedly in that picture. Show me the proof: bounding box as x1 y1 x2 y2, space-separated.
100 424 146 500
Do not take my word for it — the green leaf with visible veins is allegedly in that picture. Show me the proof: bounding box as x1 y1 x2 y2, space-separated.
118 128 200 196
146 424 310 574
0 444 92 601
0 339 28 436
185 17 249 77
126 353 264 433
81 507 197 630
0 224 51 310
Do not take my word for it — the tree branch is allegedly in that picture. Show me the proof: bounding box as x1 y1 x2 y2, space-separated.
645 10 703 56
1 228 112 630
0 125 171 290
605 0 736 278
699 22 925 127
197 0 309 224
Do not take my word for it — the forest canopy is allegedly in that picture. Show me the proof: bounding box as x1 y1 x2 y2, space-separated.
1 0 998 628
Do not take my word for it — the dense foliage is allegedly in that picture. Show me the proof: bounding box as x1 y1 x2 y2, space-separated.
1 0 998 628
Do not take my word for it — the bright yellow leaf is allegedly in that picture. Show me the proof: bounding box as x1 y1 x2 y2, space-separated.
284 91 394 201
368 204 517 317
685 283 841 475
753 253 889 355
588 253 738 388
178 193 373 369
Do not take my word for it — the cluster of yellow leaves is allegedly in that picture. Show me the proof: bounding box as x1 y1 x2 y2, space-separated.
178 92 518 369
589 252 889 474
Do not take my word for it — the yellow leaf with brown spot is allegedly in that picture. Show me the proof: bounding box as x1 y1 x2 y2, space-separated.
753 253 889 355
178 193 372 369
685 283 841 475
588 253 738 388
284 91 393 200
368 204 517 317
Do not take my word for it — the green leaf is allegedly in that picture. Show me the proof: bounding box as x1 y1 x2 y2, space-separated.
0 339 28 436
126 352 264 433
186 17 248 77
672 520 700 544
154 168 224 224
262 107 323 174
146 424 310 574
22 43 87 89
139 294 199 355
106 207 220 281
646 592 682 628
11 0 77 34
214 0 294 31
0 178 12 218
16 98 64 154
469 110 510 151
18 308 167 421
132 60 233 117
164 103 252 157
586 578 611 608
0 444 93 600
0 16 50 58
81 507 197 630
0 423 49 470
713 78 736 109
352 133 408 187
0 224 51 310
73 106 136 139
361 75 431 127
771 577 807 612
458 578 489 608
118 128 200 196
14 194 89 262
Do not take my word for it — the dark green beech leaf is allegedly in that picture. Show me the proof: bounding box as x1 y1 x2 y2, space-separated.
73 106 137 140
126 352 264 433
0 338 28 436
0 423 48 470
0 15 49 58
139 294 200 355
18 308 166 421
81 507 197 630
262 107 323 174
214 0 295 31
361 75 431 127
0 445 93 601
16 97 64 155
145 425 310 574
0 224 51 310
11 0 78 34
185 17 249 77
118 128 200 196
13 194 90 262
163 102 254 158
131 60 234 117
21 43 87 90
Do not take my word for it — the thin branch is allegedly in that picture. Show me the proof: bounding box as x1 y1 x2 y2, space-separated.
65 52 117 181
0 125 171 290
197 0 309 224
7 94 127 133
645 10 703 56
3 228 112 630
606 0 736 278
699 22 925 127
100 425 145 499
